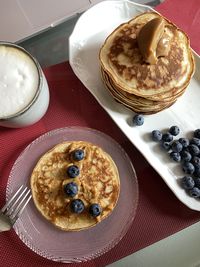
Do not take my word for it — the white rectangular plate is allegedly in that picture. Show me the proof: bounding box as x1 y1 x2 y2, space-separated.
69 0 200 210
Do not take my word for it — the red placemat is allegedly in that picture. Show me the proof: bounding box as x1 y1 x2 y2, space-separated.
0 1 200 266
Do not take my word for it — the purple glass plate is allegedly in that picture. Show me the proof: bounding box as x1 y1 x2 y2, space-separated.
6 127 138 263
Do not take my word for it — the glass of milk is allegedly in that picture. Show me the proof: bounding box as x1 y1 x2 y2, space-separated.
0 42 49 128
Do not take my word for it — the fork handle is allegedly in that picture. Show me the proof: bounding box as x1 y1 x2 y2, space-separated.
0 227 11 232
0 214 12 232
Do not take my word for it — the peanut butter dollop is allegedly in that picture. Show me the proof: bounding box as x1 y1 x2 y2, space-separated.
156 31 171 57
137 17 169 64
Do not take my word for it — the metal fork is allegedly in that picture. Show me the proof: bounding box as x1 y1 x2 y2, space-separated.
0 185 32 232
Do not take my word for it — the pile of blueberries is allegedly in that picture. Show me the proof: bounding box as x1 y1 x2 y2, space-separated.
64 149 102 217
151 127 200 199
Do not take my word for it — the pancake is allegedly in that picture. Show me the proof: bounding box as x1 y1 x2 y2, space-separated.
102 66 187 103
30 141 120 231
101 67 177 114
99 12 195 113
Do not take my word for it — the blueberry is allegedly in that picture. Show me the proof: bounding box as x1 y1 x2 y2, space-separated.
180 150 192 162
169 126 180 136
170 152 181 162
188 187 200 198
89 203 102 217
179 138 189 148
70 199 85 213
161 142 171 151
181 176 195 189
182 162 195 174
72 149 85 161
63 182 78 197
192 161 200 169
194 177 200 189
194 165 200 177
67 165 80 178
162 132 173 143
191 156 200 165
188 144 200 156
194 129 200 139
133 114 144 126
190 137 200 147
152 130 162 141
171 141 183 153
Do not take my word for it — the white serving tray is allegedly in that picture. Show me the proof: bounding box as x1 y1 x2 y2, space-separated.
69 0 200 210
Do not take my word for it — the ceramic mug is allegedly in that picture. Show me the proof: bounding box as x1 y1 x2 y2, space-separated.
0 42 49 128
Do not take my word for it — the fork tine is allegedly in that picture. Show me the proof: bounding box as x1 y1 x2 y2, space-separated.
1 185 24 213
11 192 32 224
4 186 28 216
9 188 31 218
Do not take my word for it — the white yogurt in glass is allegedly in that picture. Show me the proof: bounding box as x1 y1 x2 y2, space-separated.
0 42 49 128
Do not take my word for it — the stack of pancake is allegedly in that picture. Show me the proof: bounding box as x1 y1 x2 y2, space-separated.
30 141 120 231
99 12 195 114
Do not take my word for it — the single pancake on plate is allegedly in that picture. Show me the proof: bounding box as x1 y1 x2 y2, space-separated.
99 12 195 114
30 141 120 231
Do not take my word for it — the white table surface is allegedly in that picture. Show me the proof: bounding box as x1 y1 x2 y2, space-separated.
108 220 200 267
